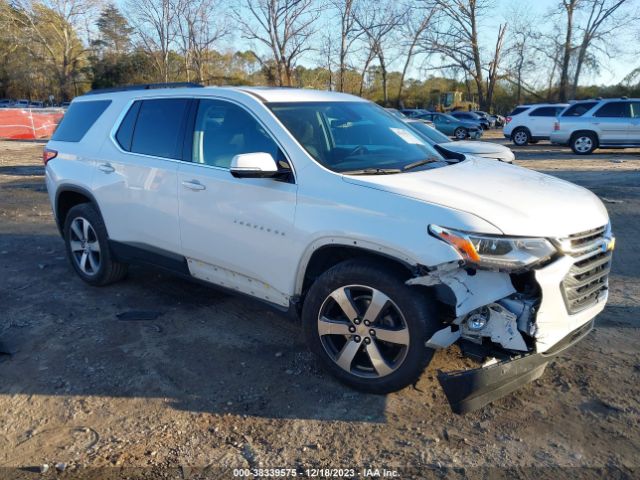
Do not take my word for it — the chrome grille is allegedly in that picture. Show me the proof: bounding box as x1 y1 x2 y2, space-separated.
559 226 612 314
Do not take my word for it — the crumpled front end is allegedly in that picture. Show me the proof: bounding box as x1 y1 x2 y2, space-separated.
410 224 614 413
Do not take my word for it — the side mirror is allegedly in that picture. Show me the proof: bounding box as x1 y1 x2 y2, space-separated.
230 152 279 178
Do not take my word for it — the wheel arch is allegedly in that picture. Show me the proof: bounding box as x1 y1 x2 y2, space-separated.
55 185 101 237
511 125 531 138
295 240 419 301
570 129 600 146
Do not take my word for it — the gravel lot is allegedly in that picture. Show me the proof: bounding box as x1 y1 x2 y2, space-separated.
0 134 638 479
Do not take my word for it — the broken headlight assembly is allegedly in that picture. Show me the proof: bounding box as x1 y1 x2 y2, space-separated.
429 225 556 271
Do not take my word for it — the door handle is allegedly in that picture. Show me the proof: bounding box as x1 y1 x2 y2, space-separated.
98 163 115 173
182 180 206 191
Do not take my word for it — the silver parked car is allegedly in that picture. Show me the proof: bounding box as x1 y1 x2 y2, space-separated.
405 119 515 163
550 98 640 154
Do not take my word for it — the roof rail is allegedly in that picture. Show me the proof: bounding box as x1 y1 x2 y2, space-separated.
84 82 203 96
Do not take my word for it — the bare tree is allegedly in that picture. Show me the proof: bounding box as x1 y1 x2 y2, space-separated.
235 0 322 86
557 0 580 101
424 0 506 110
331 0 361 92
354 2 403 105
396 1 438 105
127 0 181 82
570 0 632 97
4 0 98 99
176 0 229 83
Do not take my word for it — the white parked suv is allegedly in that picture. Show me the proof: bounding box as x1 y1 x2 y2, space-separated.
503 103 569 145
45 84 614 413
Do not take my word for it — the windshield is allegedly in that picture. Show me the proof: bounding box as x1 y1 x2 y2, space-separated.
269 101 445 173
406 121 450 144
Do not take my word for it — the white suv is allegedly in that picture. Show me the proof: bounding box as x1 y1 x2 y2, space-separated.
503 103 569 145
45 84 614 413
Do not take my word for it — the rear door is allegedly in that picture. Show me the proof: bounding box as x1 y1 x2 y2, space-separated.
592 101 631 145
526 106 559 137
94 97 191 255
177 98 297 306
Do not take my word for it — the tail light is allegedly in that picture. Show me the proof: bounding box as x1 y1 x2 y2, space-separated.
43 148 58 165
505 116 512 124
553 121 560 131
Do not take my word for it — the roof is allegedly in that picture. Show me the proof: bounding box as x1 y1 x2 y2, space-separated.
233 86 365 103
76 84 366 104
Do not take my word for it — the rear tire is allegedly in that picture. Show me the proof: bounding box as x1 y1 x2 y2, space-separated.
302 259 439 394
512 128 530 146
571 132 597 155
63 203 128 286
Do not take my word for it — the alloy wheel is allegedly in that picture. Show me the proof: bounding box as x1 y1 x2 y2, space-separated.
513 130 528 145
69 217 101 276
317 285 410 378
574 136 593 153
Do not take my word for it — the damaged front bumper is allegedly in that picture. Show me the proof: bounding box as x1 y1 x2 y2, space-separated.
438 319 594 414
407 229 611 413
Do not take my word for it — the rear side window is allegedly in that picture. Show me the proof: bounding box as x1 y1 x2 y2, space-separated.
52 100 111 142
631 102 640 118
594 102 630 118
130 99 190 159
509 107 529 116
115 101 141 151
562 102 597 117
529 106 558 117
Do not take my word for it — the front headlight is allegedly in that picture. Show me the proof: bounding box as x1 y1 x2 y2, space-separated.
429 225 556 271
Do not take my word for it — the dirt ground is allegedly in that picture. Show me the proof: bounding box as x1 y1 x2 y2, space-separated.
0 133 638 479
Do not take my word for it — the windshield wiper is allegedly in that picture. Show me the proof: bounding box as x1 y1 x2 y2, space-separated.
341 168 402 175
402 157 442 171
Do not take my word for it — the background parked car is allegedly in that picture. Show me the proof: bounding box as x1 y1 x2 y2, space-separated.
385 108 407 119
491 114 506 127
473 111 496 128
416 112 483 140
29 101 44 108
405 119 514 163
0 99 14 108
550 98 640 154
450 111 489 130
15 99 30 108
400 108 430 118
503 103 568 145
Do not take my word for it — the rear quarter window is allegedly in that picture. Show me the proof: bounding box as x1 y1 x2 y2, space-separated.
509 107 529 116
561 102 598 117
529 106 557 116
51 100 111 142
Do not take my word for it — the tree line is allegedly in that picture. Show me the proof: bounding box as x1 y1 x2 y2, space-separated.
0 0 638 111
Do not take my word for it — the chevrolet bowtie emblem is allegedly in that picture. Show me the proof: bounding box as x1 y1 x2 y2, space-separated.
603 237 616 252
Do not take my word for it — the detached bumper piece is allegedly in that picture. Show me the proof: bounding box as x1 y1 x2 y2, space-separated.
438 319 594 414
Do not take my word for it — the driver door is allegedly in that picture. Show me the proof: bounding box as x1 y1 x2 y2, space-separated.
177 99 297 306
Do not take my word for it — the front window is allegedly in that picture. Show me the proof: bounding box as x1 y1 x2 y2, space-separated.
269 101 445 173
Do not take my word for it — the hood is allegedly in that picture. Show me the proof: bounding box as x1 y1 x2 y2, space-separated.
441 141 510 155
441 141 514 163
342 157 608 238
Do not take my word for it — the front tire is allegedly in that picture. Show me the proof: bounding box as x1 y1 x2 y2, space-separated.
302 259 438 394
571 132 597 155
63 203 128 286
454 127 468 140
